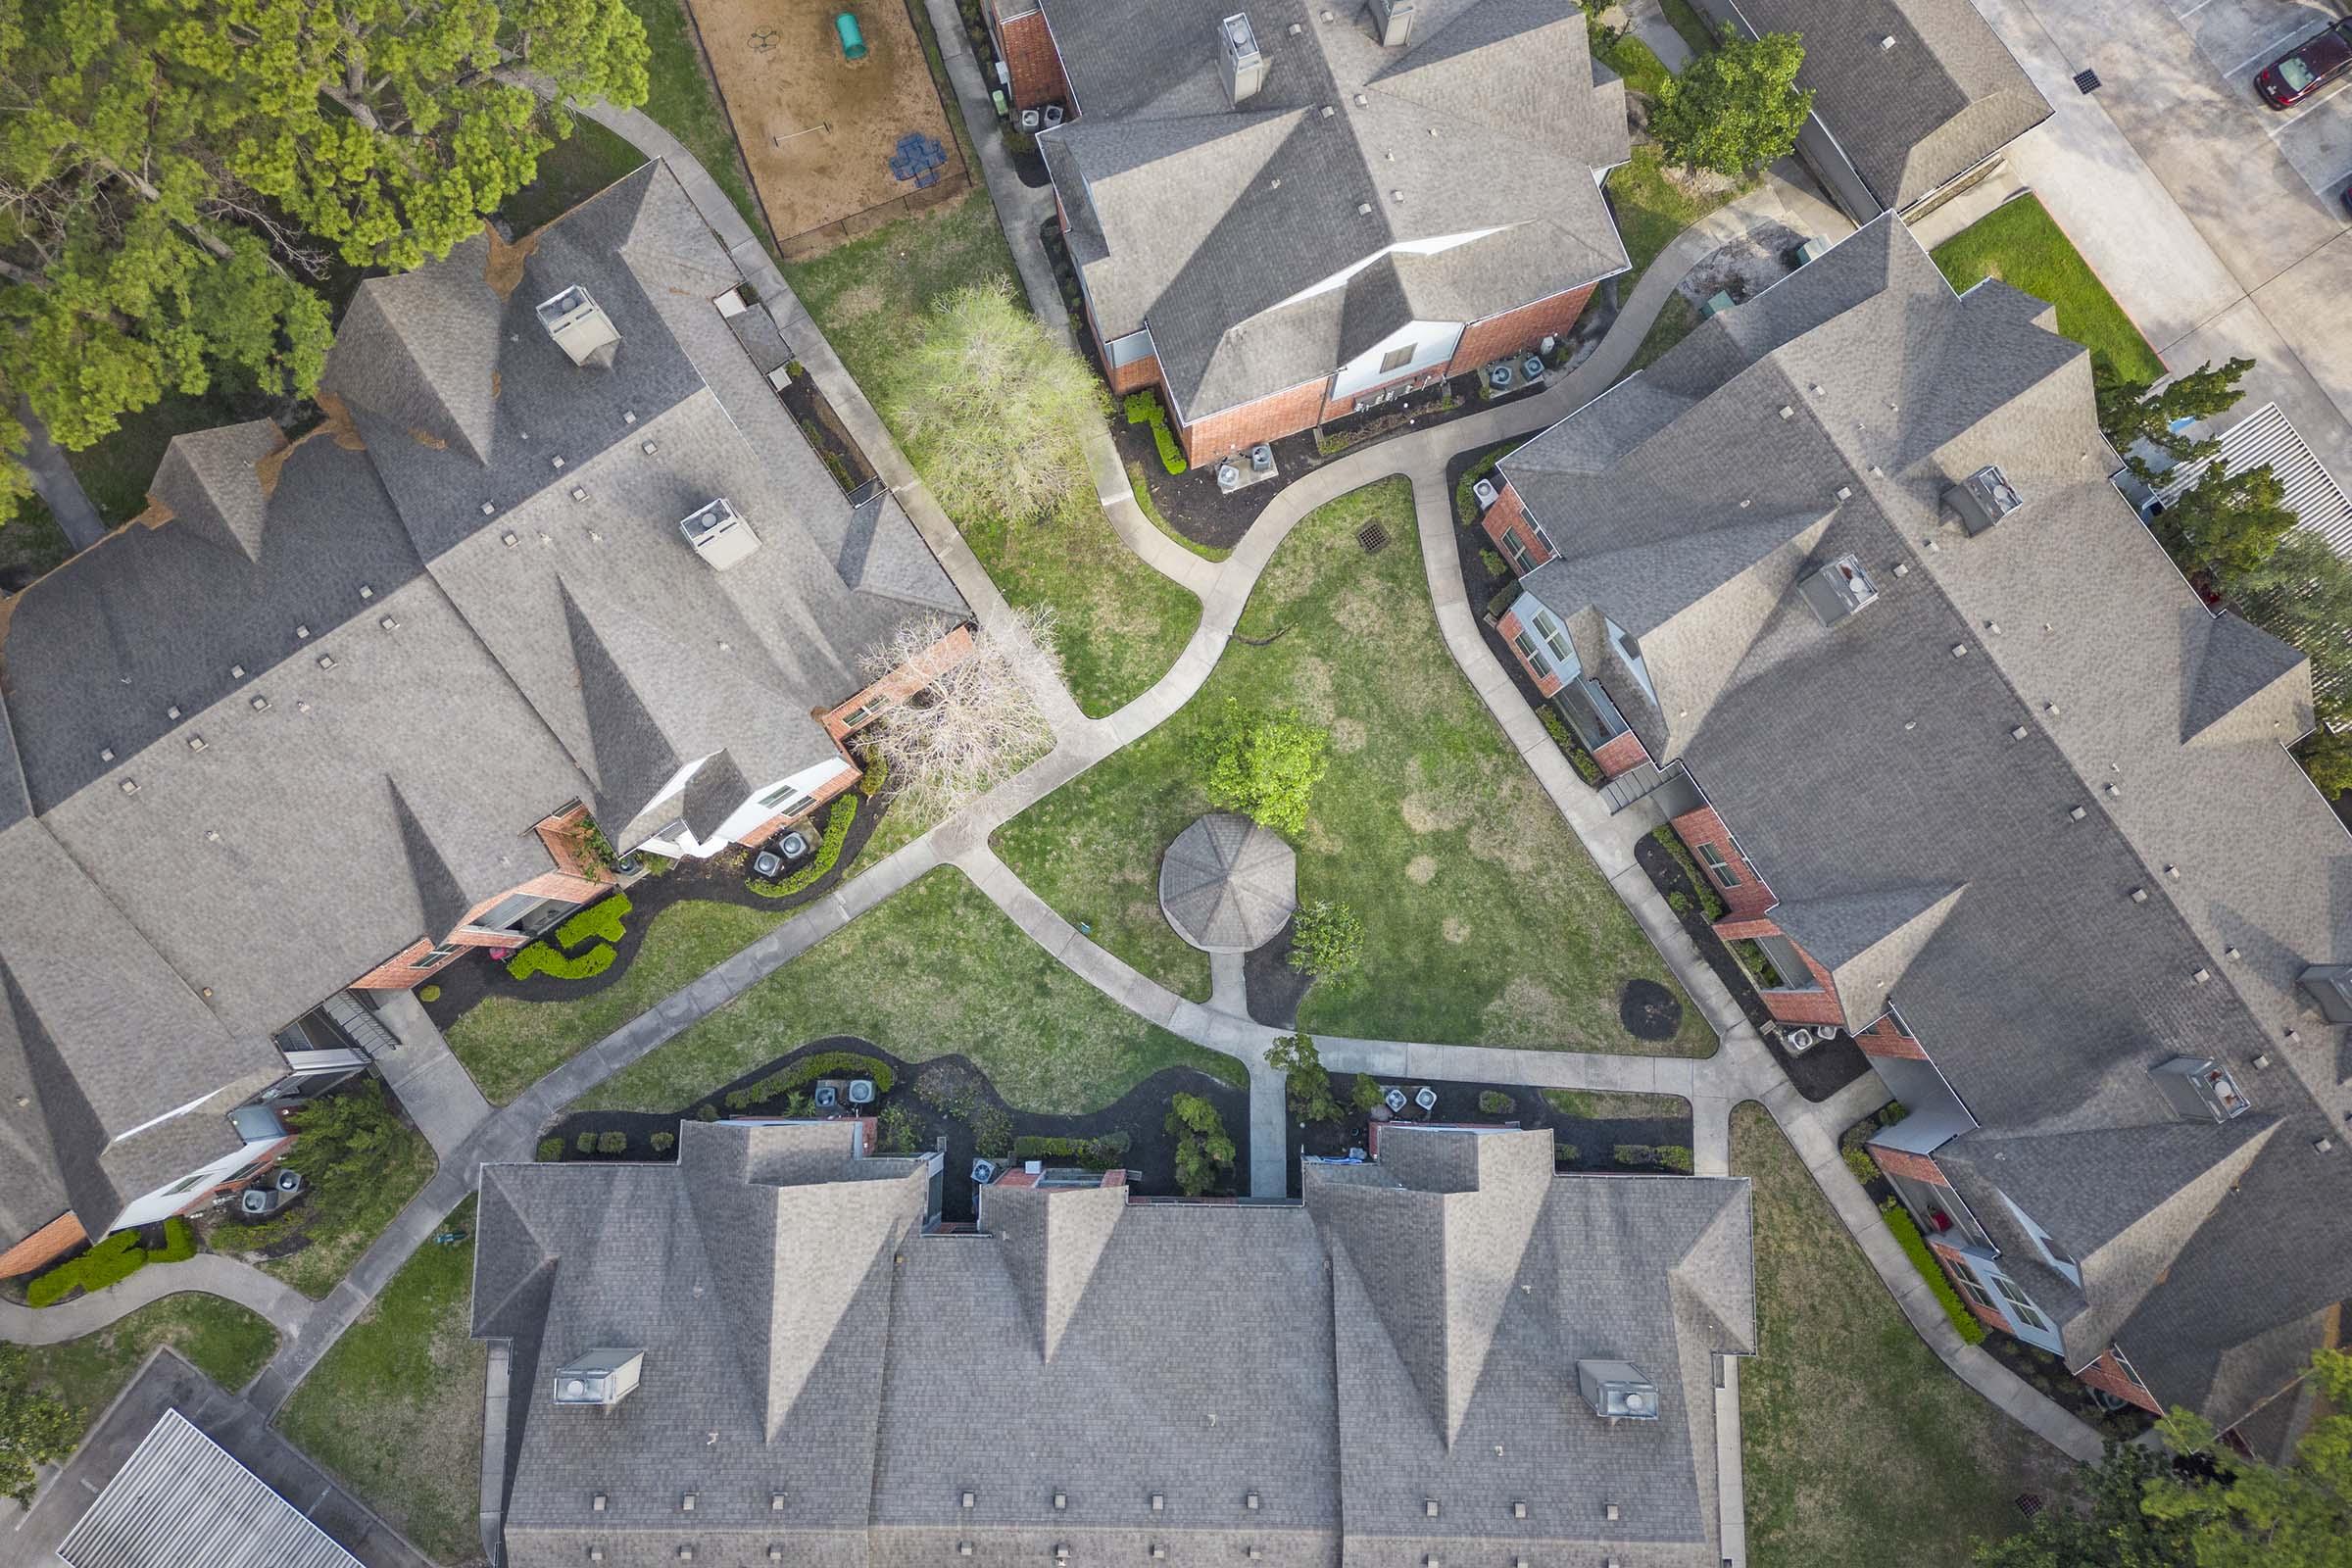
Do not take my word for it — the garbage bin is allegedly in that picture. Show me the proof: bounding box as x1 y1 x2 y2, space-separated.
835 12 867 60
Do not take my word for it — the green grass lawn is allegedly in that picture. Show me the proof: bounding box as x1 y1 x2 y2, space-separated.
1734 1105 2077 1568
1600 31 1670 97
278 1197 486 1568
1931 195 2165 383
623 0 764 243
0 493 71 582
1607 147 1746 295
8 1296 277 1436
1623 292 1702 377
574 866 1246 1115
784 198 1199 716
207 1117 436 1299
447 898 788 1104
503 117 649 234
994 478 1711 1054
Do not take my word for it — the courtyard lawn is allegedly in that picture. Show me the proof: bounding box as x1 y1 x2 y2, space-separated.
447 899 787 1104
1931 195 2165 383
1734 1105 2077 1568
278 1197 486 1568
10 1296 277 1436
783 198 1199 717
993 478 1712 1054
623 0 765 241
1623 292 1702 377
232 1116 435 1300
573 866 1246 1115
1608 146 1745 295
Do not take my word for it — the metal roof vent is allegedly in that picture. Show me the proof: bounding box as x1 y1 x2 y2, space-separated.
2150 1056 2250 1122
1576 1359 1660 1421
1942 466 2025 535
1797 554 1878 627
679 498 760 571
1220 13 1268 106
553 1348 646 1406
2297 964 2352 1023
1371 0 1413 45
537 285 622 369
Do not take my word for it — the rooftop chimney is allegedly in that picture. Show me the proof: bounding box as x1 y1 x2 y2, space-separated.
1575 1359 1660 1422
1370 0 1414 46
536 285 621 369
1220 13 1268 106
2149 1055 2252 1123
2298 964 2352 1023
1796 553 1879 627
679 498 760 570
552 1348 645 1406
1941 465 2025 536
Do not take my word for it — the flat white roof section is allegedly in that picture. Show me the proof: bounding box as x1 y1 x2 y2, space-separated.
58 1409 364 1568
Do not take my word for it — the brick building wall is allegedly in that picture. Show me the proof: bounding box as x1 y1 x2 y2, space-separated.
0 1210 85 1279
1319 369 1446 423
993 7 1069 111
729 764 862 849
352 852 615 990
1854 1015 1929 1060
1870 1146 1948 1187
1477 481 1555 571
1179 376 1333 464
1495 610 1566 698
172 1132 299 1219
1445 285 1600 376
1669 804 1775 918
2077 1348 2164 1414
822 623 976 744
1714 914 1844 1026
1590 730 1649 778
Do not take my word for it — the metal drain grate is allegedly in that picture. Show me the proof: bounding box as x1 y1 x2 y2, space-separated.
1356 520 1391 555
2073 68 2099 93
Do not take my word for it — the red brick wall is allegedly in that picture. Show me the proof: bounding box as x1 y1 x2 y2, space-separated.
1106 352 1161 397
996 9 1068 111
731 764 861 848
1319 368 1445 423
1446 285 1598 376
0 1210 85 1279
1855 1015 1928 1060
822 623 975 744
1670 805 1774 917
173 1133 298 1218
1478 482 1555 571
2078 1348 2164 1414
1929 1239 2016 1335
1496 610 1566 699
1179 376 1333 464
1710 918 1844 1026
352 858 615 990
1591 730 1650 779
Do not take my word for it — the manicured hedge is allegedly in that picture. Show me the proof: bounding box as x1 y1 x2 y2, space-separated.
749 797 858 900
1010 1132 1132 1170
557 893 631 948
508 941 617 981
721 1051 895 1111
153 1217 196 1262
1880 1197 1987 1345
1612 1144 1695 1172
1122 390 1188 475
26 1229 153 1306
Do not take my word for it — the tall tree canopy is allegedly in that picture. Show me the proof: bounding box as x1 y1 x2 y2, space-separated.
1648 28 1812 177
0 0 649 522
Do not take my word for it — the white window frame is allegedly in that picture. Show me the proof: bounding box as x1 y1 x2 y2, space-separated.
758 785 817 815
1531 609 1572 665
1696 842 1740 888
1510 629 1552 680
1500 529 1536 573
1991 1273 2050 1331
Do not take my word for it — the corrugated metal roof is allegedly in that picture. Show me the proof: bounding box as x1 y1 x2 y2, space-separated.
58 1409 362 1568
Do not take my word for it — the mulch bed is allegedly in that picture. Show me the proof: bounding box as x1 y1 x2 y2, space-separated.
1284 1075 1695 1199
1984 1335 2158 1443
1632 834 1870 1102
418 792 889 1034
779 372 877 496
538 1035 1250 1218
1244 918 1314 1029
1003 130 1051 188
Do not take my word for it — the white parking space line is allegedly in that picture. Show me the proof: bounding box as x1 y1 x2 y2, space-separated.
2267 78 2352 135
2226 19 2333 77
2178 0 2219 17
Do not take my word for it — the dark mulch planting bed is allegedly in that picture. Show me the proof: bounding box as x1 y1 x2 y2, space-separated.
1244 918 1314 1029
1445 443 1575 712
419 794 887 1034
1618 978 1683 1040
541 1036 1250 1220
1632 834 1869 1102
780 373 877 495
1283 1076 1693 1199
1984 1336 2157 1444
1004 131 1051 188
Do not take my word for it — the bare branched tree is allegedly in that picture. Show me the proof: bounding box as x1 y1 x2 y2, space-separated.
861 608 1064 824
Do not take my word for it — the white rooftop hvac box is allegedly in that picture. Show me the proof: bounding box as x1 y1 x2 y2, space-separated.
1575 1357 1660 1420
679 498 761 570
553 1348 645 1406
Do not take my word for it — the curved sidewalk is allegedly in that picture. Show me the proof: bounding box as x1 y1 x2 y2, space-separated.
0 1253 312 1350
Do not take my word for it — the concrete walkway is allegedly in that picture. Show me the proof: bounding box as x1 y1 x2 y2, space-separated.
0 1253 311 1347
367 992 493 1158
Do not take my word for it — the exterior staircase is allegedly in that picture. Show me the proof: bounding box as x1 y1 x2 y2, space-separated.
1598 760 1668 814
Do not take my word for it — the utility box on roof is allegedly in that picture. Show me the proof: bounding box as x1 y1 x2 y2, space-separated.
679 498 760 570
1943 465 2025 535
553 1348 644 1407
2149 1055 2251 1122
1797 554 1878 627
1220 13 1267 105
536 285 621 369
1576 1358 1660 1421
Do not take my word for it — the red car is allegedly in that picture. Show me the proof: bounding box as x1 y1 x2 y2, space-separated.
2257 20 2352 108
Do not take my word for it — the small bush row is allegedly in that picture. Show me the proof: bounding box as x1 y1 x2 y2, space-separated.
1648 825 1727 919
1122 390 1187 474
721 1051 894 1111
508 939 616 981
749 797 858 900
1011 1132 1132 1170
1540 708 1603 784
26 1218 193 1307
858 749 889 797
557 893 631 949
1613 1144 1694 1173
1881 1197 1986 1344
573 1130 630 1155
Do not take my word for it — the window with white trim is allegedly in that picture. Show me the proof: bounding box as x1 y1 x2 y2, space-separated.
840 696 887 729
1500 528 1536 574
416 943 460 968
1946 1255 1997 1310
1696 842 1740 888
1530 608 1572 665
1992 1273 2050 1331
1510 629 1552 680
759 785 816 815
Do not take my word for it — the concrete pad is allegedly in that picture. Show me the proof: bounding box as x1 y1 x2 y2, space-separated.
2254 229 2352 436
2167 292 2352 480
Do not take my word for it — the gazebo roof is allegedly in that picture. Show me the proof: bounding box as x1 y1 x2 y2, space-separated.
1158 812 1298 953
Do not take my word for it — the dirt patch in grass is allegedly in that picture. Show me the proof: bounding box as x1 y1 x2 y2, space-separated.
10 1296 278 1437
277 1197 487 1568
1733 1105 2078 1568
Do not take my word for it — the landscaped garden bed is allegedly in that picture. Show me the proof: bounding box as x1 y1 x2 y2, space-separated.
994 477 1711 1053
778 367 878 496
1281 1074 1694 1197
541 1035 1250 1215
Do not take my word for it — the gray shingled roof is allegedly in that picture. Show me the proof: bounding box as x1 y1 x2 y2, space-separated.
1502 214 2352 1454
472 1120 1752 1568
1723 0 2050 210
1040 0 1630 420
1158 812 1298 952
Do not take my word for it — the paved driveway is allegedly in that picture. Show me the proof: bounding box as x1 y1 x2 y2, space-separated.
2168 0 2352 204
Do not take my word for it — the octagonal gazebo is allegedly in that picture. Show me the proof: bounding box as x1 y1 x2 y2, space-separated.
1157 812 1298 954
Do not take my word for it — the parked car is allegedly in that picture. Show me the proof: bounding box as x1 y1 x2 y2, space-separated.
239 1168 307 1217
2256 20 2352 108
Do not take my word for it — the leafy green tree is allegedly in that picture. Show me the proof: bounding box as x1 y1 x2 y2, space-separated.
2294 728 2352 797
885 280 1107 523
2138 1348 2352 1568
2148 461 2297 593
1648 29 1812 177
1197 700 1330 835
1350 1073 1386 1113
280 1079 406 1186
2231 531 2352 724
2098 358 2253 480
0 0 648 522
1265 1032 1341 1123
1166 1092 1235 1197
0 1345 76 1504
1288 900 1363 979
1974 1442 2191 1568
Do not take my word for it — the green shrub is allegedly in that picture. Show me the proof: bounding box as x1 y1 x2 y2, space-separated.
1480 548 1507 577
1350 1075 1386 1113
537 1137 564 1161
1555 1143 1580 1166
694 1102 719 1122
153 1218 195 1263
1123 390 1188 474
1288 902 1363 979
1477 1090 1514 1116
1151 418 1185 474
1197 699 1330 836
1011 1132 1132 1170
717 1051 898 1113
875 1105 917 1155
1842 1146 1879 1185
1539 708 1572 747
1614 1144 1653 1166
508 940 617 981
1658 1145 1694 1174
1453 443 1518 526
971 1103 1015 1162
635 852 675 876
557 893 631 949
1567 746 1602 784
574 1131 597 1154
1167 1093 1235 1196
652 1131 675 1153
1667 890 1692 914
1648 825 1727 918
748 797 859 899
27 1231 151 1307
596 1131 628 1155
418 985 441 1003
1729 938 1785 989
858 749 890 797
1880 1198 1986 1345
1484 583 1518 620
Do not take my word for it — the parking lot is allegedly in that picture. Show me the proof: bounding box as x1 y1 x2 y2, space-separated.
2168 0 2352 202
